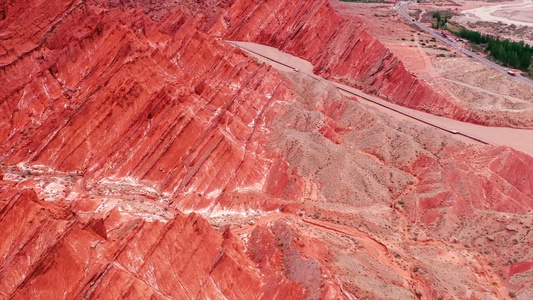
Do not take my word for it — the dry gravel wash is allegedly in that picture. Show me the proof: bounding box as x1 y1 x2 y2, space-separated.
462 0 533 27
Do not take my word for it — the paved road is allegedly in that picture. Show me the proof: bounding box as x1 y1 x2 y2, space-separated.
228 41 533 155
396 1 533 88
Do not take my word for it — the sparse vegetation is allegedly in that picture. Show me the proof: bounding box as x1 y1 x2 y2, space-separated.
452 27 532 71
431 11 451 29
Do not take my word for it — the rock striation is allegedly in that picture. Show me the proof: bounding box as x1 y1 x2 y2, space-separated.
1 0 532 299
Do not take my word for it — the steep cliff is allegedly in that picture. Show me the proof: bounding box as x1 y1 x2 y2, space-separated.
1 0 532 299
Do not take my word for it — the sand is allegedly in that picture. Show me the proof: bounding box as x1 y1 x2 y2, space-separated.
462 0 533 26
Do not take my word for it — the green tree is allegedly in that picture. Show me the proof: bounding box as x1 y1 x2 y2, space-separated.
457 26 532 71
509 51 520 68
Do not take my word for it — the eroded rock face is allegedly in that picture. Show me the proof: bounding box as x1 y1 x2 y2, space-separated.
0 185 302 299
1 0 532 299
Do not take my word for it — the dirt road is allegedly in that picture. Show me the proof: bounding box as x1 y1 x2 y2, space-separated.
229 41 533 156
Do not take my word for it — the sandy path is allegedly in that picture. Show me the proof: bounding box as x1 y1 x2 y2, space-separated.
229 41 533 156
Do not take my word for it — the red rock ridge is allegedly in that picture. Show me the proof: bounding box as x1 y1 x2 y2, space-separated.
40 0 526 128
0 2 346 297
1 1 292 214
221 0 528 127
76 0 524 127
1 0 532 299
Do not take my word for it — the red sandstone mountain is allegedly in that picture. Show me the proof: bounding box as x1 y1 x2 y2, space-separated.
1 0 532 299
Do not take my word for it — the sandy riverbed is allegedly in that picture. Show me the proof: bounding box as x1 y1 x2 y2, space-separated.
462 0 533 26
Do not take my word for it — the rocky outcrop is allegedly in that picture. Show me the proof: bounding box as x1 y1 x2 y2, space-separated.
1 0 290 214
1 0 532 299
0 1 341 297
0 184 306 299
